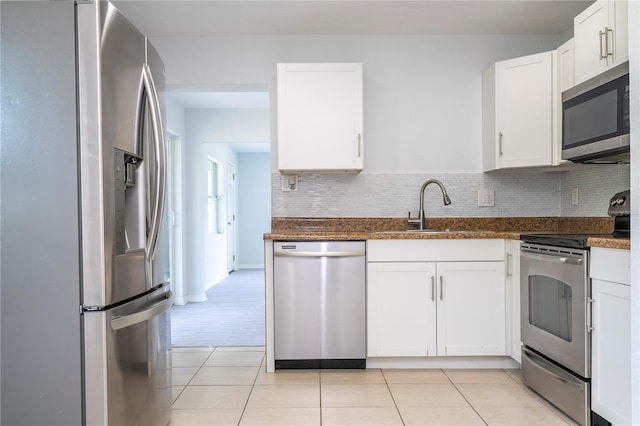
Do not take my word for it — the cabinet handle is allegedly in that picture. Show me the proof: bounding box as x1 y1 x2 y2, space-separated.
507 253 513 277
599 29 606 59
605 27 614 58
499 132 504 156
587 297 594 333
439 276 444 301
431 276 435 301
357 133 362 157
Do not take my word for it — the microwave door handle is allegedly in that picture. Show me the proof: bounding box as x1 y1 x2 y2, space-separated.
521 250 583 265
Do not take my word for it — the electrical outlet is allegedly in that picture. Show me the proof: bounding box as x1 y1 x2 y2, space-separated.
477 190 495 207
281 175 298 192
572 187 579 205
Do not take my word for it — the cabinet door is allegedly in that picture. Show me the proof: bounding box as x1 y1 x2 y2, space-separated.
555 40 573 166
277 63 363 172
573 0 628 85
557 38 575 92
436 262 506 356
591 278 631 425
574 0 610 84
367 262 436 357
496 52 554 169
611 0 628 67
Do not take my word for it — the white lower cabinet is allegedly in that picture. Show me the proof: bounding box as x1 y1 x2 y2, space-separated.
590 247 631 425
367 262 436 356
437 262 506 356
366 240 506 358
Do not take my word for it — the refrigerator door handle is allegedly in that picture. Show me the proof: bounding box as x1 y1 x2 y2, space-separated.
141 63 166 262
110 291 172 330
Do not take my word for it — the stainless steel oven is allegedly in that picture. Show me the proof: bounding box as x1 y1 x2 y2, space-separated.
520 192 630 426
520 241 590 425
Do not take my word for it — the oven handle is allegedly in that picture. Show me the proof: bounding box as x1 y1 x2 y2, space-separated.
522 347 586 391
521 249 583 265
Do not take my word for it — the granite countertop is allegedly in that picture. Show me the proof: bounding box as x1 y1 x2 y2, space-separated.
587 236 630 250
264 217 630 250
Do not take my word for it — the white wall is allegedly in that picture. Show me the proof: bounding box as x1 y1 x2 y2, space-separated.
152 34 564 174
237 153 271 268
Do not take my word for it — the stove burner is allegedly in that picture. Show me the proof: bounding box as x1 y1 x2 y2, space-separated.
520 233 617 249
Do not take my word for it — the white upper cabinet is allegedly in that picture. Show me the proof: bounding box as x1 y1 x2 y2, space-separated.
557 38 575 92
277 63 364 173
573 0 628 85
555 39 574 165
483 51 557 171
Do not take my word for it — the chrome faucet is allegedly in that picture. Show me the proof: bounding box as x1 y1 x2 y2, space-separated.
408 179 452 230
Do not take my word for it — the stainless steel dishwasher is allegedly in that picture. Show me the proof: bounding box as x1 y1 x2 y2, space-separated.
274 241 366 369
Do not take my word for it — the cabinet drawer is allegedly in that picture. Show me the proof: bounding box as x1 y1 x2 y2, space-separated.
367 239 504 262
590 247 630 285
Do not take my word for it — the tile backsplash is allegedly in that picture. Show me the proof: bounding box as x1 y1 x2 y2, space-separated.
559 164 630 217
272 164 629 218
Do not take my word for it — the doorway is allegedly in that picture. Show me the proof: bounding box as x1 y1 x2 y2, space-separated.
171 144 270 347
166 90 271 347
226 161 237 273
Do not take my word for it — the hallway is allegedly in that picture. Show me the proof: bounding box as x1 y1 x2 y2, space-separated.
171 269 265 347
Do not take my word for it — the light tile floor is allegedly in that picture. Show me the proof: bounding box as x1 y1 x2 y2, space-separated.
171 347 578 426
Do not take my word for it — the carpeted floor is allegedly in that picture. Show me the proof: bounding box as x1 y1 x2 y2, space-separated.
170 269 265 347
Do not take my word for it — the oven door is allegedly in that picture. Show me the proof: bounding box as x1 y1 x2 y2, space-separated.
520 245 590 378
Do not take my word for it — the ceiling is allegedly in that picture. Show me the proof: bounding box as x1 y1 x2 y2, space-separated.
114 1 592 38
122 0 591 143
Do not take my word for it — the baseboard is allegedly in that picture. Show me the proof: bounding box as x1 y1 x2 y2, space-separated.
173 297 186 306
366 356 520 369
238 264 264 269
183 294 207 304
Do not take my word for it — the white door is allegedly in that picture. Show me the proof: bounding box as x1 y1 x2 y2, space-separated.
497 52 553 169
591 278 631 425
574 0 610 84
436 261 506 356
226 162 237 272
277 63 363 171
367 262 437 357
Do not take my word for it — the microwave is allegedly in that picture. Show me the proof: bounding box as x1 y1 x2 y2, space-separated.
562 61 629 163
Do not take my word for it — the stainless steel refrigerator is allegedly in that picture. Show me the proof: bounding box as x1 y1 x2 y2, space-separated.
1 1 172 424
